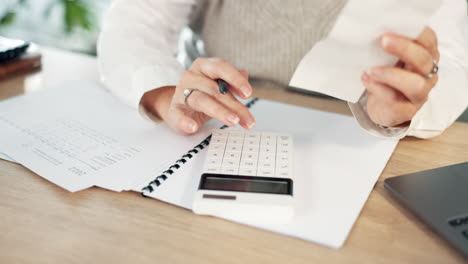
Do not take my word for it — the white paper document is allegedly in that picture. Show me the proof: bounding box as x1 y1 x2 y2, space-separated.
140 100 399 248
0 82 218 192
289 0 442 103
0 152 16 163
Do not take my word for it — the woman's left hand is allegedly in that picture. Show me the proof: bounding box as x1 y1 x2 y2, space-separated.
362 27 439 127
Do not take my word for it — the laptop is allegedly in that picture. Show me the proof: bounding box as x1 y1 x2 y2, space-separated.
384 162 468 259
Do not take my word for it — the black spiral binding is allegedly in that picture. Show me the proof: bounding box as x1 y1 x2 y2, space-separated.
141 97 259 197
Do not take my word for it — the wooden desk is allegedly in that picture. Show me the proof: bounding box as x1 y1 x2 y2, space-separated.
0 48 467 264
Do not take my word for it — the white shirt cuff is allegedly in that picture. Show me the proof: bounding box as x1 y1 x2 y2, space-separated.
348 92 410 139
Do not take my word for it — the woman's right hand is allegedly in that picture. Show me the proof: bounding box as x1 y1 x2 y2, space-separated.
141 57 256 135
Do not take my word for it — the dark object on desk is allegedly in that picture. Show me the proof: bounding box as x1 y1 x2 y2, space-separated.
0 37 30 63
0 38 41 81
384 162 468 259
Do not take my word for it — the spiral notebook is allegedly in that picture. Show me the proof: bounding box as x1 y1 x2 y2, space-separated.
0 82 398 248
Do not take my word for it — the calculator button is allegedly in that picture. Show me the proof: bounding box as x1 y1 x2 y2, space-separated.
261 140 275 148
277 148 290 155
245 132 260 140
241 152 258 161
207 150 224 159
205 167 221 173
276 162 290 170
210 143 226 151
221 167 239 175
261 135 276 143
277 147 291 154
224 152 241 160
260 133 276 139
276 154 290 161
257 168 275 177
239 168 256 176
228 131 244 138
226 144 242 152
222 159 240 167
244 138 260 146
212 137 227 144
258 160 274 169
227 137 243 145
260 146 274 153
212 130 228 138
259 152 275 162
240 160 257 168
243 145 259 153
276 169 290 178
206 157 222 166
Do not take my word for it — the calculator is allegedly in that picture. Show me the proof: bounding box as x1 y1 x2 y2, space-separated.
192 129 294 219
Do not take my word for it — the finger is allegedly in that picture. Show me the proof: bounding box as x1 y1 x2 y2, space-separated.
380 33 434 76
362 72 418 127
190 57 253 99
223 92 256 129
166 105 200 135
368 66 431 104
186 89 241 127
416 27 439 61
178 72 256 129
239 69 249 80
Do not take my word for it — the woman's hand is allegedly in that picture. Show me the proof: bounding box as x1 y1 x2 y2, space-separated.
141 57 256 135
362 27 439 127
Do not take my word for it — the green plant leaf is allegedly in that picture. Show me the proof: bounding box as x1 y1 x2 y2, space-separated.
62 0 94 34
0 11 16 26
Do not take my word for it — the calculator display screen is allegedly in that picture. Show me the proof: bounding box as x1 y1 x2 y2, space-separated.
199 174 292 195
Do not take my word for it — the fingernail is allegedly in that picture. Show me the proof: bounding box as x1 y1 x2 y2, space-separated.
241 85 251 97
247 120 255 129
186 121 197 133
226 114 240 125
381 36 396 49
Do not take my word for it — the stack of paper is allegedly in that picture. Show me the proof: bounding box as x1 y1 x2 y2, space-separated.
0 81 217 191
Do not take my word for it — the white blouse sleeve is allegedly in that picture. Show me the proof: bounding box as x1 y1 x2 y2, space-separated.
348 0 468 139
97 0 194 109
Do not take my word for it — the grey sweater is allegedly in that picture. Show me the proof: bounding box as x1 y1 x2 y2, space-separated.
189 0 347 87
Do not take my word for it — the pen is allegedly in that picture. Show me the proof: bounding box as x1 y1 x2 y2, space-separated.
217 79 229 94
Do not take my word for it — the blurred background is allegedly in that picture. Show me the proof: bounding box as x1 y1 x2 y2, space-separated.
0 0 202 67
0 0 108 55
